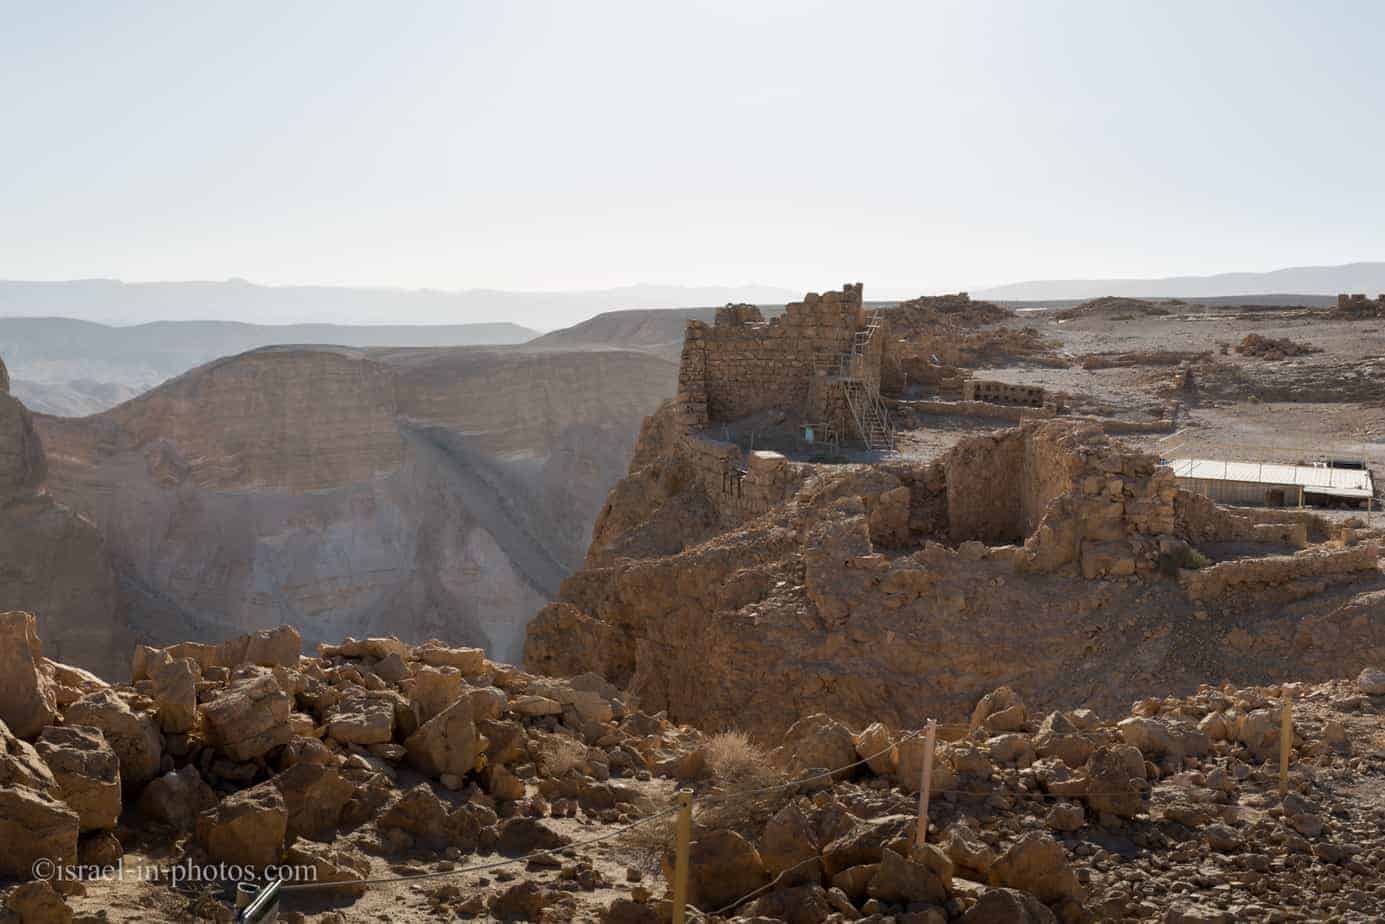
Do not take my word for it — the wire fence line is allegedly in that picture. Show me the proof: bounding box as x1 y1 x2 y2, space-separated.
270 717 1172 914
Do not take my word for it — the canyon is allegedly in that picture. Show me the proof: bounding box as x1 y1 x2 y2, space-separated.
5 342 675 679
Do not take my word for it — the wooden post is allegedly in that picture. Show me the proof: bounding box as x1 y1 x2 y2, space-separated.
672 788 693 924
1279 696 1293 797
915 720 938 846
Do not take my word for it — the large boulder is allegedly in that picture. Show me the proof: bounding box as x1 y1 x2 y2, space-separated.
971 686 1026 733
377 783 477 850
271 762 357 839
0 612 59 739
1117 716 1209 762
778 713 857 777
987 832 1082 905
283 842 368 897
62 689 162 789
325 693 395 746
196 782 288 869
1084 744 1145 819
201 670 292 761
761 801 822 885
404 696 484 779
410 665 463 722
413 643 486 675
1357 667 1385 695
137 765 217 832
35 725 121 831
867 844 952 905
5 880 73 924
0 785 79 878
0 718 59 794
853 722 898 776
961 888 1058 923
148 655 199 734
663 829 768 911
231 625 302 669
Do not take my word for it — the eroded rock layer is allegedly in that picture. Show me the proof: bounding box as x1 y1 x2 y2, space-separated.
526 401 1385 739
23 345 675 677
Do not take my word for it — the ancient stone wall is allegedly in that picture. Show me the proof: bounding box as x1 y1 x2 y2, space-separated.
961 379 1047 408
676 284 869 427
1181 542 1382 603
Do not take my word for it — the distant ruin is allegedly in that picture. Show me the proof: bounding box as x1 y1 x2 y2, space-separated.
677 284 893 449
1333 292 1385 319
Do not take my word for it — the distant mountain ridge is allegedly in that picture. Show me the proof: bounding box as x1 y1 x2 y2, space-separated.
0 279 799 330
0 316 537 415
976 261 1385 301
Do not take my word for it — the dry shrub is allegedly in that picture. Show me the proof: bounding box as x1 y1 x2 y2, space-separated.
534 733 588 777
619 732 792 877
702 731 776 787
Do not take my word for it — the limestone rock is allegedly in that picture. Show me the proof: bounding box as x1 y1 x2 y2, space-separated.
1046 802 1085 833
283 842 369 897
961 887 1057 923
149 656 199 734
6 880 73 924
405 696 483 778
497 816 571 855
201 670 291 761
220 625 302 671
196 782 288 868
988 832 1082 905
972 687 1026 733
1357 667 1385 695
744 884 834 923
136 765 217 831
779 713 857 777
941 824 995 877
0 785 79 878
0 718 59 794
410 666 463 722
854 722 898 776
326 693 395 746
414 643 486 675
377 783 474 849
0 612 59 739
663 828 768 911
35 725 121 831
867 845 951 905
1084 744 1145 819
761 802 822 885
897 736 957 795
271 762 357 839
62 689 162 788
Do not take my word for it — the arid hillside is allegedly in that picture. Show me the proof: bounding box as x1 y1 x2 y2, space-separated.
22 343 676 678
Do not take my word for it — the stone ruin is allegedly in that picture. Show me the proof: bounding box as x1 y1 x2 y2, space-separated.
677 283 893 449
1332 292 1385 319
960 378 1050 409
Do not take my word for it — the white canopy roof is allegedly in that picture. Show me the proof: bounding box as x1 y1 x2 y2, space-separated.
1165 458 1374 500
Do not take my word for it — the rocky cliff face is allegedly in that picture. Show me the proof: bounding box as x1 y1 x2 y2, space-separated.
526 406 1385 739
28 345 675 678
0 357 133 674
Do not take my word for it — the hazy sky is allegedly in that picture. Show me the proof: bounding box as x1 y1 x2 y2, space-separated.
4 1 1384 296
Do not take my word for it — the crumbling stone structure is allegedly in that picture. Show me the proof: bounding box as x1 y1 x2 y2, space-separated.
676 284 887 444
1332 293 1385 319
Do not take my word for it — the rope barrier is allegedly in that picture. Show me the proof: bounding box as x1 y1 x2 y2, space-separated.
272 718 1161 904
